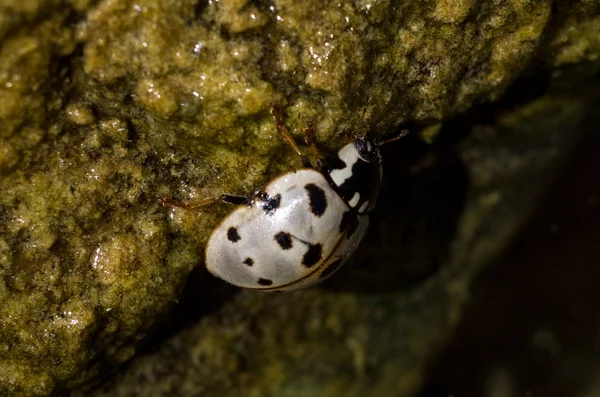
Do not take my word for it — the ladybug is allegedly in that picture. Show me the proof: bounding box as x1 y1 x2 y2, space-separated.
161 106 407 291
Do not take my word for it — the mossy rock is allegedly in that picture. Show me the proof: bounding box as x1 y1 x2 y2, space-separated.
0 0 599 396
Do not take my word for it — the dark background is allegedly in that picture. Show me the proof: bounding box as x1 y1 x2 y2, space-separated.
420 110 600 396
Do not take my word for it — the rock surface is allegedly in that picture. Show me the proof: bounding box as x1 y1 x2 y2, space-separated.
0 0 599 396
84 71 600 397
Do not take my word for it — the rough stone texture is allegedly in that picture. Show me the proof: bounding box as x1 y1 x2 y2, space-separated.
0 0 599 396
82 70 600 397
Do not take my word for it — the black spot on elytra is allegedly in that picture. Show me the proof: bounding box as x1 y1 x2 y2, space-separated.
305 183 327 217
227 227 241 242
258 278 273 286
260 193 281 215
302 243 322 268
243 257 254 266
320 258 343 279
339 211 359 238
274 231 293 250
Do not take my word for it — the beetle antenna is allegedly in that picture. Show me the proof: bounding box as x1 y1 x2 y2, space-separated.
376 129 409 146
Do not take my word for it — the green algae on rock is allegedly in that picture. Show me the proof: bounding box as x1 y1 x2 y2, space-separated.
84 75 600 397
1 0 600 396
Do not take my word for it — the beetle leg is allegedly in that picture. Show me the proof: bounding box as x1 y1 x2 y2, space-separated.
219 194 250 205
159 193 249 210
271 105 312 167
303 122 322 160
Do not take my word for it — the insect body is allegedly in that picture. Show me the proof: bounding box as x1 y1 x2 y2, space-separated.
163 106 405 291
205 169 370 291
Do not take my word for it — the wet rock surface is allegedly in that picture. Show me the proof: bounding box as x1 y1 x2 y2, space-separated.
84 70 600 397
0 0 599 395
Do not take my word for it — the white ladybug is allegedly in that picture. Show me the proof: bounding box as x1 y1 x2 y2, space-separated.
162 106 406 291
